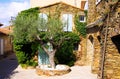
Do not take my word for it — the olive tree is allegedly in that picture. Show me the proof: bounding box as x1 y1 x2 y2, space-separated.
12 7 71 68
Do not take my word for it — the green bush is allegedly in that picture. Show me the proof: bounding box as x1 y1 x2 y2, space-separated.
13 40 38 67
16 51 26 63
74 15 87 37
55 32 80 66
26 59 38 67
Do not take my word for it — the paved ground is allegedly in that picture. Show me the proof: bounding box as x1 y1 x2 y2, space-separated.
0 53 18 79
0 54 97 79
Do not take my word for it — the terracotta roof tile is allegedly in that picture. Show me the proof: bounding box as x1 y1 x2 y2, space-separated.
0 28 12 35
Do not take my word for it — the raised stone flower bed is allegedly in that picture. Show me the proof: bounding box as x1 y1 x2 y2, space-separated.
36 64 71 76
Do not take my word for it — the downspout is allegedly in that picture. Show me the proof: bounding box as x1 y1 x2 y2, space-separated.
100 13 109 79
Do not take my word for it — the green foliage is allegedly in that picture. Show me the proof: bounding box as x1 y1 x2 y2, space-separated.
26 59 38 67
84 10 88 19
74 15 87 38
55 32 80 66
46 15 63 39
14 40 38 66
13 7 80 67
12 7 64 43
16 51 26 63
12 7 39 43
12 7 40 67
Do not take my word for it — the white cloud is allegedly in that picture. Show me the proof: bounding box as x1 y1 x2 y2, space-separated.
0 1 29 27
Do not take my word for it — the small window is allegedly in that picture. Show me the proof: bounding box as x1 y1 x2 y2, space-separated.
38 13 48 31
39 13 48 21
79 15 85 22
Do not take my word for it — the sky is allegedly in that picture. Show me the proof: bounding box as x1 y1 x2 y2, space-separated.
0 0 88 27
0 0 30 27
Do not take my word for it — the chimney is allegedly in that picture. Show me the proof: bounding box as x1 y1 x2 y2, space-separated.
81 1 86 10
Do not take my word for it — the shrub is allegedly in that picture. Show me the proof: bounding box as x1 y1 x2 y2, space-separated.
13 40 38 67
55 32 80 66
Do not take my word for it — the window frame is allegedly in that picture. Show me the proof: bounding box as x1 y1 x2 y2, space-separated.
79 15 86 22
62 13 73 32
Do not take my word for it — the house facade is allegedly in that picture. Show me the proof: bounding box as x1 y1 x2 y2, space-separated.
39 2 85 31
39 2 86 64
0 27 13 57
30 1 87 66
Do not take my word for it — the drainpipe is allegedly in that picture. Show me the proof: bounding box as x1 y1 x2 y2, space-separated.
100 13 109 79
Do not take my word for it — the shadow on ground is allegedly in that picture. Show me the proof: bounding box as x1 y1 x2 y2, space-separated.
0 53 18 79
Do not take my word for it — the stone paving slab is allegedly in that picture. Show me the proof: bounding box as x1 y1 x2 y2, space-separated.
10 66 97 79
0 53 97 79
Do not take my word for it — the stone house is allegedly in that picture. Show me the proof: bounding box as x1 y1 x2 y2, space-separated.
38 2 86 61
30 1 87 65
39 2 86 31
0 27 13 57
86 0 120 79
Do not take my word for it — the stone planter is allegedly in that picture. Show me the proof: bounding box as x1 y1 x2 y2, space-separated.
36 65 71 76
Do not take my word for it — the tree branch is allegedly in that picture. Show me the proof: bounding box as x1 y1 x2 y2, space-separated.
36 35 41 40
41 45 48 54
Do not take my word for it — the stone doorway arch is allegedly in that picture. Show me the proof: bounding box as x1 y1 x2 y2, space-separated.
86 35 94 66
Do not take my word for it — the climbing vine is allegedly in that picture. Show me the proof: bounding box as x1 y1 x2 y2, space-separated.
74 15 87 37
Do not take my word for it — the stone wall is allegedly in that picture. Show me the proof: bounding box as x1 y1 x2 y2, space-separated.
40 2 85 31
0 34 13 55
104 36 120 79
91 33 101 74
98 2 120 79
87 0 96 24
87 1 101 73
75 37 87 66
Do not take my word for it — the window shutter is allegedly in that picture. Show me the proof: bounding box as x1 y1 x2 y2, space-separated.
39 13 48 21
62 14 73 31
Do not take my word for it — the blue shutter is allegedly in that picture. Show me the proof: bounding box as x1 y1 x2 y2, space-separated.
62 14 73 31
68 14 72 31
38 13 48 31
39 13 48 21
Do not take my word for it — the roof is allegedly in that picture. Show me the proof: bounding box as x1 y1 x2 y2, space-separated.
40 1 84 11
0 28 12 35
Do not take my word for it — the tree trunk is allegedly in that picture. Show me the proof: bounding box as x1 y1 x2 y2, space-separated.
47 50 56 68
42 46 56 68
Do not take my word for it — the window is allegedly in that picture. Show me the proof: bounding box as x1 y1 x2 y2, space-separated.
39 13 48 20
62 14 73 32
79 15 85 22
38 13 48 31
